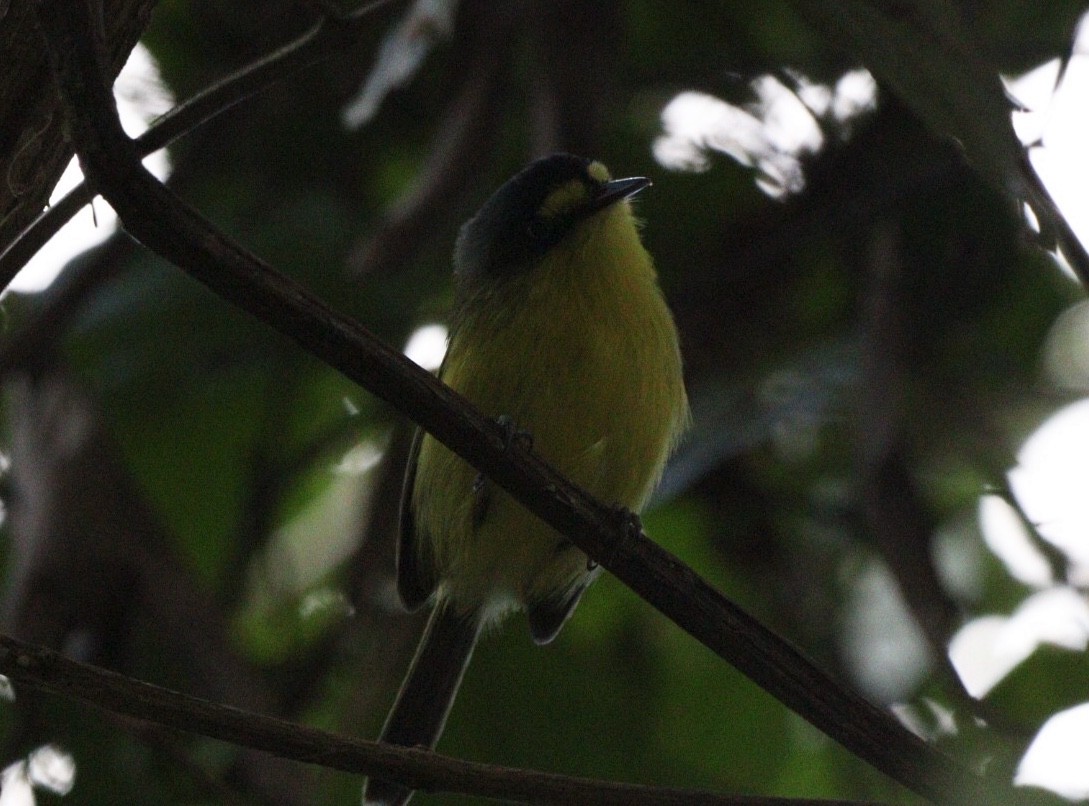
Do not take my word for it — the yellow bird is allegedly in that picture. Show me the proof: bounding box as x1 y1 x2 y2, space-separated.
365 153 689 805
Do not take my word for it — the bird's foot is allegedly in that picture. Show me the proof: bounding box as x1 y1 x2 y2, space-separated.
588 506 643 571
471 416 533 526
494 414 533 452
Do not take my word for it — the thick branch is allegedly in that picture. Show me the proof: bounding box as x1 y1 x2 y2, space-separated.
34 1 1008 803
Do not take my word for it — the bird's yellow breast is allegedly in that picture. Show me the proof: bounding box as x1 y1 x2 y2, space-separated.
411 202 688 620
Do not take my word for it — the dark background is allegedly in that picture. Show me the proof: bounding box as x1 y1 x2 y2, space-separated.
2 1 1088 803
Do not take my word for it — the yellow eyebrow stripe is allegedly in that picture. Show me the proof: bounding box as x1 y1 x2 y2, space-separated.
587 161 611 183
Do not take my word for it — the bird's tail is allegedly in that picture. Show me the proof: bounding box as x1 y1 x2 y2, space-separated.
363 600 482 806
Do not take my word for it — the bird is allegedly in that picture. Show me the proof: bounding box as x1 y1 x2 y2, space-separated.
364 153 689 805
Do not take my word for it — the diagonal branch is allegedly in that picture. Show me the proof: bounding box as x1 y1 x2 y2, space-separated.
34 1 1009 803
0 633 854 806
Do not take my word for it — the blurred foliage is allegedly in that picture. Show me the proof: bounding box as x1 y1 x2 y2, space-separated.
2 0 1089 804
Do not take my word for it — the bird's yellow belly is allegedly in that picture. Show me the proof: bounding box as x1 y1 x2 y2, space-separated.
412 209 687 621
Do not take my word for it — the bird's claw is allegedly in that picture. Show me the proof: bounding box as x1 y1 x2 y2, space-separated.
494 414 533 452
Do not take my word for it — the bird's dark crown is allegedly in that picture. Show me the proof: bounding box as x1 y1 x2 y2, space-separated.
454 153 616 281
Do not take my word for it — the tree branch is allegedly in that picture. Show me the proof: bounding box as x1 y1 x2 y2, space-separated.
0 633 866 806
787 0 1089 287
33 0 1010 802
0 0 397 290
0 0 154 258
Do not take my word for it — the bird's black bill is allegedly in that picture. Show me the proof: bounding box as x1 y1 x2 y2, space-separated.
589 175 651 214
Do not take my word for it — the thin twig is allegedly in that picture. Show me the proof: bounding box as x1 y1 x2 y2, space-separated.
34 1 1019 803
1019 150 1089 286
0 633 864 806
0 0 398 291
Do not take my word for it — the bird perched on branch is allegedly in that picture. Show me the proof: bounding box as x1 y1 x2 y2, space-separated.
364 153 689 805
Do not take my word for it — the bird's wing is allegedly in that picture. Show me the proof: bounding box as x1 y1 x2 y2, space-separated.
526 579 588 644
396 426 438 611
